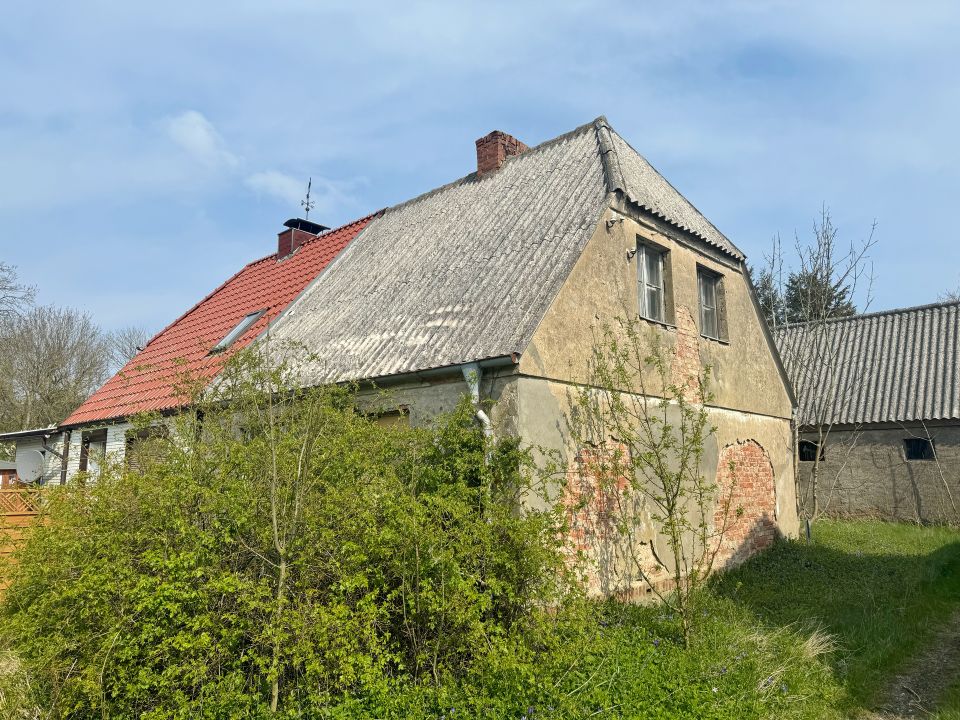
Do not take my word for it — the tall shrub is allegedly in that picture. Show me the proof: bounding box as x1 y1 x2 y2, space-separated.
2 352 570 717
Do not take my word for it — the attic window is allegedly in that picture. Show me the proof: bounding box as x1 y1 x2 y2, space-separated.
210 310 266 354
637 241 667 323
904 438 935 461
697 267 728 341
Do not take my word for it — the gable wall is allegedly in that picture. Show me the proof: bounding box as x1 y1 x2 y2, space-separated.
520 206 792 418
515 206 799 595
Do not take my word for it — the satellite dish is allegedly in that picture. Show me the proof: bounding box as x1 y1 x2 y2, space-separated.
15 449 44 484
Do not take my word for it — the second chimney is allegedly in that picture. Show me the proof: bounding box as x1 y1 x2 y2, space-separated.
475 130 528 175
277 218 330 257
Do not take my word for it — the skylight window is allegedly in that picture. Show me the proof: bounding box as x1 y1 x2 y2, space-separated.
210 310 266 354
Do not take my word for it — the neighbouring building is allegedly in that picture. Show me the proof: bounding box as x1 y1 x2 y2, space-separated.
776 301 960 523
1 117 800 593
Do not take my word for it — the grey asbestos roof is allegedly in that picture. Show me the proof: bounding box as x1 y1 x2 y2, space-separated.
269 117 742 384
774 301 960 426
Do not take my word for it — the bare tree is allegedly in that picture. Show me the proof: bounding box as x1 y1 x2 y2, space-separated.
107 324 151 371
0 262 35 320
765 208 878 522
0 305 111 431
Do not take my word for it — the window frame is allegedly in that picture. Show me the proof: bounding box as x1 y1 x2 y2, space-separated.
210 309 267 354
697 267 727 341
636 239 669 324
904 437 935 461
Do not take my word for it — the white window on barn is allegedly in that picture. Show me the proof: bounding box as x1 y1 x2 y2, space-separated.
637 242 667 323
697 268 727 341
210 309 266 354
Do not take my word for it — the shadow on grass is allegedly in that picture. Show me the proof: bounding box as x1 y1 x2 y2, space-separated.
710 521 960 710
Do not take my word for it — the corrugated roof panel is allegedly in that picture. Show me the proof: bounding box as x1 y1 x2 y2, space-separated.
602 124 744 260
269 121 610 385
774 301 960 425
270 117 743 385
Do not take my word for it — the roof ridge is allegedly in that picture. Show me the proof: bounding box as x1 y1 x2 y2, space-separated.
245 209 386 268
377 117 607 219
776 299 960 331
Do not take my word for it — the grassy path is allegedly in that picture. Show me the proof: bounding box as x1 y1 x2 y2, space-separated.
713 520 960 718
871 608 960 717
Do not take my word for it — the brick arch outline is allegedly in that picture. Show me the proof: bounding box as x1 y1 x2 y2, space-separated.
713 439 778 569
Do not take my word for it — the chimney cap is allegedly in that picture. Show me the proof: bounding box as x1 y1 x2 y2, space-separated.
283 218 329 235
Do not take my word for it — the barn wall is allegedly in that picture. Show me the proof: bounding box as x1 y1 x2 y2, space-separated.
799 423 960 524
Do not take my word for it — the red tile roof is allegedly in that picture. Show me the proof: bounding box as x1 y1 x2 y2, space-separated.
62 213 379 427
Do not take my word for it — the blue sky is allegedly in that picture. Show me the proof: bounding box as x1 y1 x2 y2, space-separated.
1 1 958 333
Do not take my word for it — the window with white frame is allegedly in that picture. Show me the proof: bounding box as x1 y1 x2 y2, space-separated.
637 242 667 323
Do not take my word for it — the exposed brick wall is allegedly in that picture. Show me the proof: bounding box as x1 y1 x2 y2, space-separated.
564 443 630 555
277 228 315 258
671 306 702 400
713 439 778 569
475 131 528 175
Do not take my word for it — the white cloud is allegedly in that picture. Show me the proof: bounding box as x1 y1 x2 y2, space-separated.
245 170 304 205
164 110 239 169
245 171 360 218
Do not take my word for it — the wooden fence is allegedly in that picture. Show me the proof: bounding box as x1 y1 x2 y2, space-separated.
0 489 42 586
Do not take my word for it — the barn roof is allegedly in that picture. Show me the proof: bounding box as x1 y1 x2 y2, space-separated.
268 116 742 385
61 213 379 426
774 301 960 426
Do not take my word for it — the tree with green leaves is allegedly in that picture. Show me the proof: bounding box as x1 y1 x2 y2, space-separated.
566 318 739 647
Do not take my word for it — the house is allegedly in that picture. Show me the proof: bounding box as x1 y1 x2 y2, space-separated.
2 117 800 590
776 300 960 523
0 213 379 484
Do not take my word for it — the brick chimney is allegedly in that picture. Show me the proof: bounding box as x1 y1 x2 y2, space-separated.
277 218 329 257
475 130 528 175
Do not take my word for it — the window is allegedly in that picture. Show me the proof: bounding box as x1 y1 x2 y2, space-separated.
636 242 667 323
697 268 727 340
798 440 823 462
904 438 935 461
211 309 266 354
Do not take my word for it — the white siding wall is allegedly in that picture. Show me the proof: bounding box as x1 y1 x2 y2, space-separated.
14 433 66 485
63 421 133 482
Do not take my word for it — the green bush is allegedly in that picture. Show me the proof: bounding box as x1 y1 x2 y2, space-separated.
0 354 845 718
1 355 571 718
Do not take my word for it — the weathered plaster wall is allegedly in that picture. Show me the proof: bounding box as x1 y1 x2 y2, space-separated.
514 206 798 595
514 375 798 596
520 207 792 419
799 424 960 524
355 371 520 436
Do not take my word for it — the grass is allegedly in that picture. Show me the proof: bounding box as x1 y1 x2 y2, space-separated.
712 519 960 716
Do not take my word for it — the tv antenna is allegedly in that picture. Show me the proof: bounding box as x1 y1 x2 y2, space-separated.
301 177 315 220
